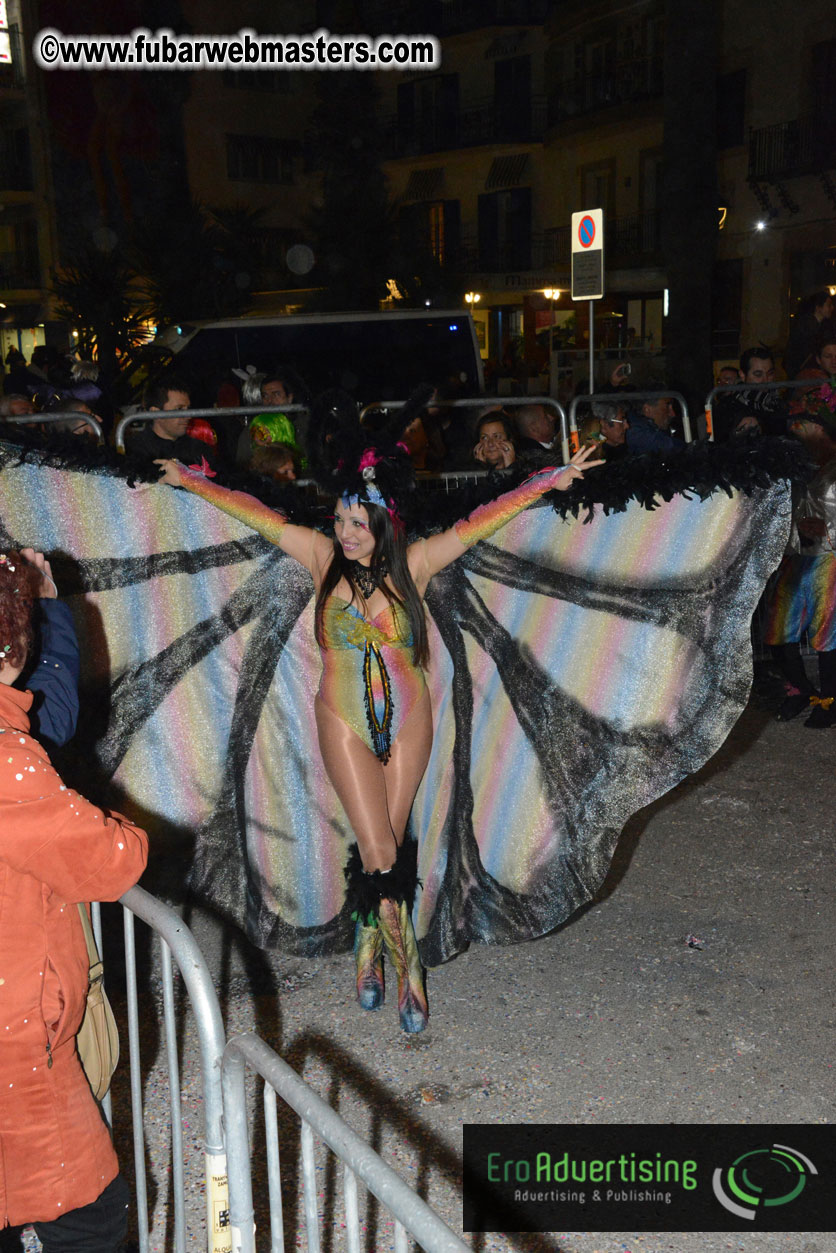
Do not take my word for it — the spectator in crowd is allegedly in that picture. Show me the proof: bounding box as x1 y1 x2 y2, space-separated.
514 404 558 454
591 399 629 461
473 411 517 471
251 410 300 451
716 365 741 387
713 347 787 441
63 359 111 427
422 386 474 470
125 376 219 469
784 290 835 379
0 394 35 419
627 394 684 453
261 366 308 413
796 334 836 385
45 397 100 438
606 361 637 392
789 334 836 418
251 441 299 482
0 548 148 1252
764 414 836 728
3 345 57 399
235 365 309 467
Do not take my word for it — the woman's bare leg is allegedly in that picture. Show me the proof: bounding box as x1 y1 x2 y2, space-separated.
381 689 433 842
315 697 397 871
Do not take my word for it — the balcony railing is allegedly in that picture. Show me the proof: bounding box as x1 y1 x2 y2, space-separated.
548 56 664 124
748 115 834 181
439 213 661 275
609 211 662 261
537 213 661 268
384 94 547 157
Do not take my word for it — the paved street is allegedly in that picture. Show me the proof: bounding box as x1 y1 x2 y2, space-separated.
111 676 834 1253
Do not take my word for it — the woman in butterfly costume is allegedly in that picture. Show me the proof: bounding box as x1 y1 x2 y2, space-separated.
157 432 603 1033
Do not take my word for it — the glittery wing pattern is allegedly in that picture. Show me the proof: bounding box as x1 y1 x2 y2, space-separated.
413 487 791 964
0 443 790 964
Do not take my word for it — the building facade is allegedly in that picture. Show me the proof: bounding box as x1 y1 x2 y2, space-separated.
0 0 59 364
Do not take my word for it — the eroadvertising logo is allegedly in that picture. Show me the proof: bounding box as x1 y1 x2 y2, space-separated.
462 1125 835 1233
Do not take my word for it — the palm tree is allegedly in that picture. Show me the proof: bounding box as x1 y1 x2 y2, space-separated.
51 245 149 386
132 200 263 331
306 69 399 310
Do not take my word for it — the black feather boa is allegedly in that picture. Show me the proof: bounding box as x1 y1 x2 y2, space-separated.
343 840 419 919
0 427 810 538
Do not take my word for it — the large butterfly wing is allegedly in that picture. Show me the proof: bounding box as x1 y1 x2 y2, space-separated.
413 484 790 965
0 445 790 963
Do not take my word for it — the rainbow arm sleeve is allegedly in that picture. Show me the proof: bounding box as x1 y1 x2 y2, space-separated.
454 466 567 547
177 465 287 547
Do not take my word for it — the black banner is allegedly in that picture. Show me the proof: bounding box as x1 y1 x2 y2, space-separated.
463 1124 836 1233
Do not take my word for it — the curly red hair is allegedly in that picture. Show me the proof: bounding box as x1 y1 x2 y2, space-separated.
0 552 38 671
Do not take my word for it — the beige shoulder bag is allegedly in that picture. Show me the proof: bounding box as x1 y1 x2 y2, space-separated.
76 904 120 1101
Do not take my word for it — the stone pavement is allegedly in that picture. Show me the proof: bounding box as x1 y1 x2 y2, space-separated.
29 684 835 1253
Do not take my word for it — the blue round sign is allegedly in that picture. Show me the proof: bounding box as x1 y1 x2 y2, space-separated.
579 215 596 248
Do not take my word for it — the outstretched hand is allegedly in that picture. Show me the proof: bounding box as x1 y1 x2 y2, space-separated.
154 458 183 487
19 548 58 598
553 443 606 490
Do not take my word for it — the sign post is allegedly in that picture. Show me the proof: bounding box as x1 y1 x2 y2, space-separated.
571 209 605 398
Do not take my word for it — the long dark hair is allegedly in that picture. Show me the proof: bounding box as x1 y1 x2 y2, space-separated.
315 502 429 668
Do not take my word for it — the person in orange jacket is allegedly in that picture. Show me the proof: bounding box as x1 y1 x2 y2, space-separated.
0 549 148 1251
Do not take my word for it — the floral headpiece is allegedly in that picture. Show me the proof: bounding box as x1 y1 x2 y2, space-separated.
341 448 404 531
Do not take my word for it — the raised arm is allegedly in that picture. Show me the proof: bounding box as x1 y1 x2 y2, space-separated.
18 549 80 748
419 445 604 579
157 460 331 574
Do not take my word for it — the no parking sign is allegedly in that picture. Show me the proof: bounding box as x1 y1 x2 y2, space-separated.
571 208 604 300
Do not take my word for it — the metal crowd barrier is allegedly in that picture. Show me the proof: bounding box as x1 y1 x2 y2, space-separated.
568 390 692 446
375 395 570 464
3 410 104 441
118 885 229 1253
222 1032 469 1253
114 404 309 454
114 396 573 462
98 887 468 1253
704 378 823 439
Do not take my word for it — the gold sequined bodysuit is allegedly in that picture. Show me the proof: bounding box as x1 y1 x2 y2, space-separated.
317 596 427 761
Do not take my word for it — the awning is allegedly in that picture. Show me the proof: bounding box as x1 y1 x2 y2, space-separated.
485 153 530 190
403 167 445 201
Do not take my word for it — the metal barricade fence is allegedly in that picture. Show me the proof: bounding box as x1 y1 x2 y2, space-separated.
114 405 310 454
222 1032 470 1253
704 378 822 439
114 885 229 1253
97 887 469 1253
568 391 692 446
3 410 104 441
371 395 570 465
113 397 572 462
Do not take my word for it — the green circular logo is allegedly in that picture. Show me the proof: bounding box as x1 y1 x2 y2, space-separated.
713 1144 817 1220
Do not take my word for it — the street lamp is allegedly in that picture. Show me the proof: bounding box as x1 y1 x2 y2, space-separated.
542 288 560 362
465 291 481 305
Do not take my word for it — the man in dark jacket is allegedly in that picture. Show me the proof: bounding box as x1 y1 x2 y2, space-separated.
125 376 219 470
